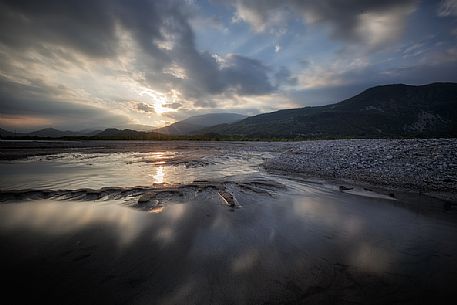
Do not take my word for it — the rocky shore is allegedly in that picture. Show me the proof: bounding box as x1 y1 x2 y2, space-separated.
263 139 457 202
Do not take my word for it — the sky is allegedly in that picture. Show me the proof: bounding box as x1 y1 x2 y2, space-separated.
0 0 456 131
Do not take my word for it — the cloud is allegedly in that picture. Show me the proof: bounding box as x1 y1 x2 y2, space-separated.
0 0 284 130
438 0 457 16
218 54 275 95
0 0 277 102
0 0 118 57
0 0 455 131
0 114 53 130
116 0 277 100
289 53 457 106
164 102 182 109
136 102 155 113
275 67 297 87
226 0 417 48
0 76 133 131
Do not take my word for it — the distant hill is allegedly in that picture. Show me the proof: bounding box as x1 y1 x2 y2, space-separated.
92 128 172 140
201 83 457 138
28 128 84 137
156 113 247 135
2 83 456 140
0 128 16 137
95 128 145 138
0 128 101 138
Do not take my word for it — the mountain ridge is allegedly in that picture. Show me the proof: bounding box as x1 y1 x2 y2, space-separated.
200 82 457 138
155 113 247 135
1 83 456 139
0 128 101 138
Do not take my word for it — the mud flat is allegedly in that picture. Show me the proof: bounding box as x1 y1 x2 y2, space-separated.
264 139 457 202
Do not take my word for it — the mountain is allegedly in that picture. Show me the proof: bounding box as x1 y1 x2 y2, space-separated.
92 128 172 140
0 128 102 138
0 128 16 137
95 128 144 137
201 83 457 138
2 83 456 140
78 129 103 136
27 128 83 137
156 113 247 135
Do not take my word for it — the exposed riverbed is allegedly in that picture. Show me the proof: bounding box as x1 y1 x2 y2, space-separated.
0 140 456 304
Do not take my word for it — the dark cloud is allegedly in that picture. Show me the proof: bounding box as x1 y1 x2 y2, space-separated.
136 102 155 113
0 0 118 57
160 46 277 100
228 0 417 45
164 102 182 109
176 54 275 99
220 55 275 94
0 0 277 101
275 67 297 87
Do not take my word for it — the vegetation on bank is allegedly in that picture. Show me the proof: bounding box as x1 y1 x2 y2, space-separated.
1 133 452 142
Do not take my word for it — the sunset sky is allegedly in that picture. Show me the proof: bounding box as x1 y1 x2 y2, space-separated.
1 0 457 131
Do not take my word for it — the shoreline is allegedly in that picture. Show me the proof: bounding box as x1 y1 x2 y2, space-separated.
2 138 456 202
263 138 457 203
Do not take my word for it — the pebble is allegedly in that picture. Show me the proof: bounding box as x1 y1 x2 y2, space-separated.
263 139 457 196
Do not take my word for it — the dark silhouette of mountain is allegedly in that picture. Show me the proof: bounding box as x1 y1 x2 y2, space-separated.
156 113 247 135
0 128 102 138
2 83 456 140
95 128 144 137
201 83 457 138
0 128 16 137
27 128 82 137
93 128 170 139
78 129 103 136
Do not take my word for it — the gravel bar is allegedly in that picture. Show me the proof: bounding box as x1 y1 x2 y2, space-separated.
263 139 457 201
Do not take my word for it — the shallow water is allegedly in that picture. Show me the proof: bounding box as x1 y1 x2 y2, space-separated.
0 150 267 189
0 142 456 304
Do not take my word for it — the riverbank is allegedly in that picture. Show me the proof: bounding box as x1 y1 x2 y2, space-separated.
264 138 457 202
2 138 456 202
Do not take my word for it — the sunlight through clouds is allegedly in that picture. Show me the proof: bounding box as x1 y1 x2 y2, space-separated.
0 0 456 131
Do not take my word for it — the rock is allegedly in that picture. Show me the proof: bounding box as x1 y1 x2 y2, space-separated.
339 186 353 191
218 190 237 207
138 192 157 204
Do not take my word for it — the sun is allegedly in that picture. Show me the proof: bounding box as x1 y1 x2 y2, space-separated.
139 89 167 114
151 100 164 114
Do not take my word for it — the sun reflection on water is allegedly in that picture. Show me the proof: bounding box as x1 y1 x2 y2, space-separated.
153 166 165 183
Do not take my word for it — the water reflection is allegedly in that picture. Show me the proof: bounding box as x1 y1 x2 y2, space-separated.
152 166 165 184
0 150 263 190
1 192 455 304
0 200 151 247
